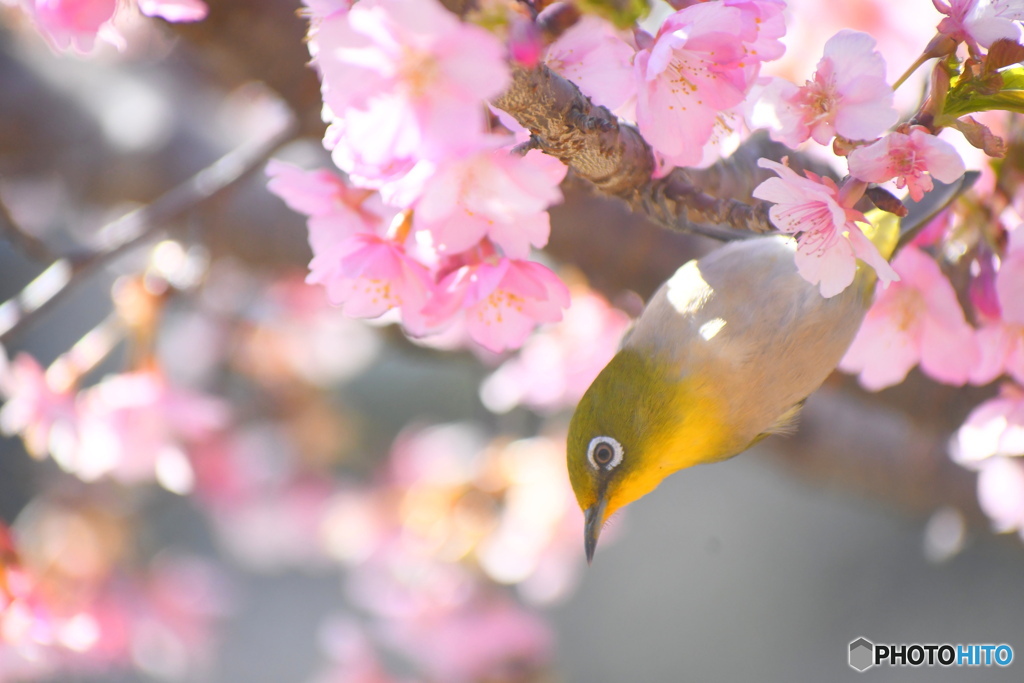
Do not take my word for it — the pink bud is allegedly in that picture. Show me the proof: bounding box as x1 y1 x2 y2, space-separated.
970 249 1003 322
509 19 543 68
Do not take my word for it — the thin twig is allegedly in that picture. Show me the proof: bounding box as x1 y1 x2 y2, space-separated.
0 195 55 263
0 120 297 345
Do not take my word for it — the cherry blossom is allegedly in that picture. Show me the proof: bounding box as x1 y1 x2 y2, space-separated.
382 595 553 683
508 17 543 69
934 0 1024 50
136 0 207 21
313 618 409 683
976 456 1024 537
953 383 1024 463
410 146 567 259
544 15 637 113
752 158 898 297
0 351 76 459
848 127 966 202
27 0 118 52
839 245 978 390
266 159 394 247
951 383 1024 538
423 258 570 353
306 232 434 332
20 0 207 53
632 1 777 168
62 371 229 490
750 30 897 147
971 225 1024 385
724 0 787 66
314 0 509 178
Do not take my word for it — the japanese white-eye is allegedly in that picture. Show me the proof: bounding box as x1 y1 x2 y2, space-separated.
567 176 974 563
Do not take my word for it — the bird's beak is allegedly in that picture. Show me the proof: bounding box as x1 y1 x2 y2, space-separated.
584 497 607 565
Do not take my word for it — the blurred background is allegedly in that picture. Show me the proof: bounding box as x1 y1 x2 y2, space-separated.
1 0 1023 681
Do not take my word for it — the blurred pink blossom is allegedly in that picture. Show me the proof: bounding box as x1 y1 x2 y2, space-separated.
508 17 543 68
753 158 898 297
840 245 978 390
952 383 1024 464
969 247 1003 320
480 288 631 414
751 30 896 147
62 371 229 490
848 127 966 202
0 351 76 459
631 1 781 168
381 596 553 683
302 0 351 22
211 479 335 571
21 0 206 53
1 510 226 681
315 0 509 179
313 618 411 683
544 14 637 113
475 437 588 605
972 225 1024 385
423 258 570 353
724 0 787 64
136 0 207 21
28 0 117 51
934 0 1024 50
975 456 1024 537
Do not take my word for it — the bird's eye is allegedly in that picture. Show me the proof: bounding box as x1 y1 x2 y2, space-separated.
587 436 623 471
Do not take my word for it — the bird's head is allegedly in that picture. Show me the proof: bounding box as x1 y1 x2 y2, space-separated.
567 348 730 563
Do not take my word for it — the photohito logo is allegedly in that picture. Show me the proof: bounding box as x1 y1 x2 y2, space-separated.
848 637 1014 672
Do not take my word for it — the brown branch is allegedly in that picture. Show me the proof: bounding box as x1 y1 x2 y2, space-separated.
494 64 655 196
493 64 778 239
0 120 297 344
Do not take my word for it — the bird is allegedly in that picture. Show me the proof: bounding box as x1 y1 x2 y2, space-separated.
566 174 976 564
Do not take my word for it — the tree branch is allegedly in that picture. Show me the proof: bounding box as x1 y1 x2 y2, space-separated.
0 119 297 344
0 198 55 264
493 64 778 238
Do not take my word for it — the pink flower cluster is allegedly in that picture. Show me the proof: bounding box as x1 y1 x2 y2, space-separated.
311 425 582 681
545 0 786 168
0 514 227 681
840 221 1024 392
934 0 1024 52
13 0 207 53
269 0 579 353
269 0 795 351
832 213 1024 538
952 384 1024 539
0 350 228 492
194 418 583 682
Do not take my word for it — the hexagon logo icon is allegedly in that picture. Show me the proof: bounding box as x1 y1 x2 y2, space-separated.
849 637 875 672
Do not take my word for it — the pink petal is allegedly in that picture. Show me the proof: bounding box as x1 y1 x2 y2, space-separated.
137 0 207 21
794 236 857 297
839 307 920 390
997 251 1024 325
977 457 1024 532
848 227 899 287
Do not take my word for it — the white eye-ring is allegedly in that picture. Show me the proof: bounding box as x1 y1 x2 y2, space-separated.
587 436 623 471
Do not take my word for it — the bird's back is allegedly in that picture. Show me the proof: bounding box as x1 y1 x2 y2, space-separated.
624 235 871 457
